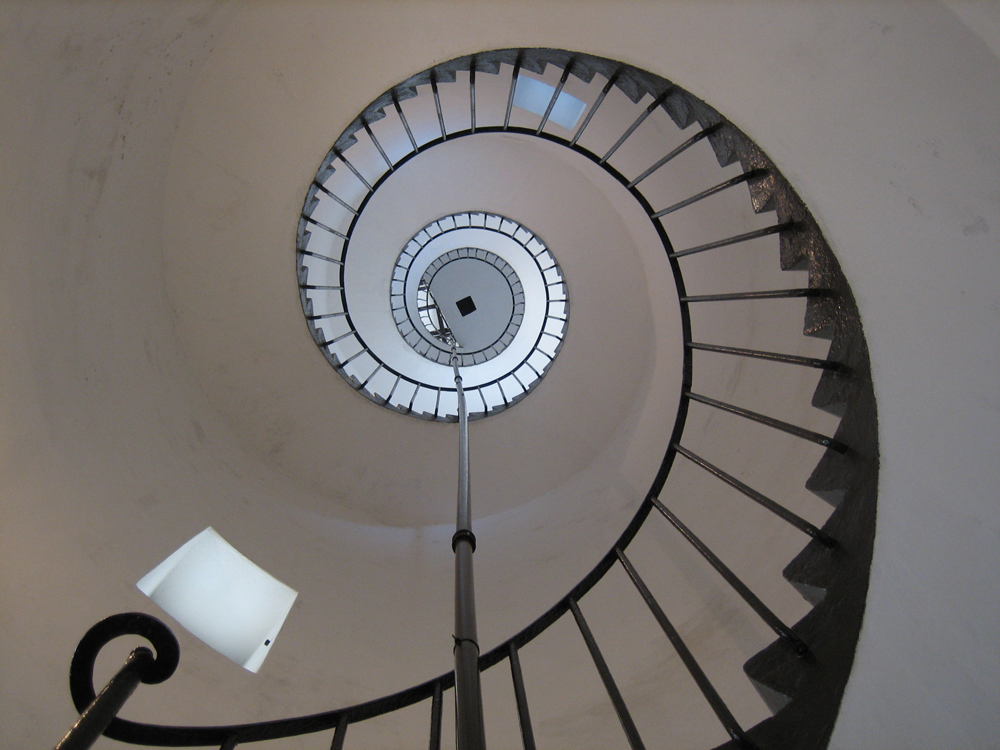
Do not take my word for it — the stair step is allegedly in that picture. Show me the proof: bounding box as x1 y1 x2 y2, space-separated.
743 637 810 716
663 88 693 129
812 369 850 417
749 675 793 715
747 171 779 215
803 296 837 339
706 124 741 167
783 534 840 603
779 228 812 271
811 332 855 417
806 446 853 507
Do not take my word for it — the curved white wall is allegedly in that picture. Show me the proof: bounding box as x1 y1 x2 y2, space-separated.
1 2 998 748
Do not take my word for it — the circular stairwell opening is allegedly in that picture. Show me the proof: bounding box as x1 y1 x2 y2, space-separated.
390 213 565 371
299 146 572 422
287 48 879 750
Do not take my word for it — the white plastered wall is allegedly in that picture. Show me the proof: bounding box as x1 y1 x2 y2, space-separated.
0 2 998 748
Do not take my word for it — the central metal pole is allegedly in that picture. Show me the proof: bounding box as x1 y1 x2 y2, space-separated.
451 346 486 750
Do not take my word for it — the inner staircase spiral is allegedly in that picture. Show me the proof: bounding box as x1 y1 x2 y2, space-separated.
66 48 878 750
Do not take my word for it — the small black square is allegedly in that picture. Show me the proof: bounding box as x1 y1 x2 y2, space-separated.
456 296 477 317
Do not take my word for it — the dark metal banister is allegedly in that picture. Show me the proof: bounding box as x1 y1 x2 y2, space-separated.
79 58 697 746
57 497 663 748
65 618 454 748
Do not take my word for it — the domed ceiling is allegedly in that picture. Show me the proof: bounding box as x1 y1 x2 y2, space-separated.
5 3 995 750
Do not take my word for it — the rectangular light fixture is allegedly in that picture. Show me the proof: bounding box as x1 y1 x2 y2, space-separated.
512 75 587 131
137 527 297 673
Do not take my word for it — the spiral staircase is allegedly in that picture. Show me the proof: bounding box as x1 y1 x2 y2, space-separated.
56 49 878 750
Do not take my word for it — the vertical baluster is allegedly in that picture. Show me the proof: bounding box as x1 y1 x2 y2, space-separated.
684 341 842 371
683 391 847 452
650 496 809 654
568 598 646 750
615 549 757 749
600 88 672 164
668 222 791 259
314 181 359 215
469 58 477 134
504 53 522 130
508 643 536 750
627 123 722 188
430 69 447 140
392 90 419 154
536 61 573 134
429 681 443 750
570 71 619 147
335 151 372 192
361 117 393 172
672 443 837 546
330 713 348 750
360 363 383 391
651 169 766 219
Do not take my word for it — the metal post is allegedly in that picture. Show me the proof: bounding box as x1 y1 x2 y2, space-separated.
452 347 486 750
508 643 536 750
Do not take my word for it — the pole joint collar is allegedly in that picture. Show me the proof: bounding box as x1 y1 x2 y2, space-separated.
452 529 477 552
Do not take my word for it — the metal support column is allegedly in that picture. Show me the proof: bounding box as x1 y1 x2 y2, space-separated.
452 347 486 750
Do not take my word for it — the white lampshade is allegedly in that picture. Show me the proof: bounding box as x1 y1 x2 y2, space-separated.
137 527 297 673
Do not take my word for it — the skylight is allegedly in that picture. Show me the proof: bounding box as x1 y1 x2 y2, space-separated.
137 527 297 673
512 75 586 130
